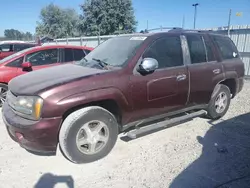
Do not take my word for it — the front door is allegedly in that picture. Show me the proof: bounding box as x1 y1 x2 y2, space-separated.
184 34 224 106
17 48 60 76
129 35 189 122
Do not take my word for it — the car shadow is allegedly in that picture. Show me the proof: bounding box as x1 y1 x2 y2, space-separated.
169 113 250 188
34 173 74 188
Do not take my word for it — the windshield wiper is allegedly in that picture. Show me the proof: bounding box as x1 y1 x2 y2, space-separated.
92 58 109 69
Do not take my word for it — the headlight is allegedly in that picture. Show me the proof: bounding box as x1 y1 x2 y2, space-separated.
8 94 43 121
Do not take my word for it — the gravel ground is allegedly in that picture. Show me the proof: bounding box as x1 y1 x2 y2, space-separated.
0 81 250 188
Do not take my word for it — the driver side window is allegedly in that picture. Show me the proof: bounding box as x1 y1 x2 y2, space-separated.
25 49 59 66
143 36 183 69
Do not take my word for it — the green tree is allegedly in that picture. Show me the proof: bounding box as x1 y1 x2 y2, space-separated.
36 3 80 38
4 29 34 41
79 0 137 36
4 29 23 40
23 32 33 41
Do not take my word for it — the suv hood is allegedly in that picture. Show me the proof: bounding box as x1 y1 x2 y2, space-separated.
9 64 108 95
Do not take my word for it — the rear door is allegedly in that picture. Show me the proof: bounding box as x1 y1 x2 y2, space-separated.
211 35 245 79
0 43 14 59
16 48 60 76
129 35 189 122
184 34 224 106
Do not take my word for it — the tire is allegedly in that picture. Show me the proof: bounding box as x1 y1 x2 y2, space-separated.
59 106 119 164
0 83 8 107
207 84 231 120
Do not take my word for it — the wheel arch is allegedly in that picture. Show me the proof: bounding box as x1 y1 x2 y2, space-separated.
58 88 130 131
219 78 237 98
62 99 122 130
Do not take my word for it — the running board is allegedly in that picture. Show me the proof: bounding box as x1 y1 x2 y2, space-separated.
126 110 207 139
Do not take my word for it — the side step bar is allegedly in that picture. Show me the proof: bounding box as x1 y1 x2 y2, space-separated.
126 110 207 139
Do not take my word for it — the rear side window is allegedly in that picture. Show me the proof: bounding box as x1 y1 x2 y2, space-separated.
73 49 85 61
64 48 74 62
0 44 13 52
212 36 239 60
143 36 183 69
14 44 35 52
186 35 207 64
6 57 24 67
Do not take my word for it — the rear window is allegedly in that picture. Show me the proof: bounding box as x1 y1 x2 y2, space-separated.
14 43 36 52
212 36 239 60
0 44 13 52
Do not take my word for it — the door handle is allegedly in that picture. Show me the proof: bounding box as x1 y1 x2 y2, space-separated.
213 69 221 74
176 74 187 81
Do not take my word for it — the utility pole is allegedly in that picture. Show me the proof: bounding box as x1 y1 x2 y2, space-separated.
147 20 149 30
227 9 232 37
192 3 199 29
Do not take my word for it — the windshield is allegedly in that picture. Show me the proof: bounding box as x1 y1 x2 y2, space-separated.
0 47 34 64
79 36 146 67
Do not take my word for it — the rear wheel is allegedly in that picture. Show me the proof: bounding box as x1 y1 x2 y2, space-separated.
0 83 8 107
59 106 119 164
207 84 231 120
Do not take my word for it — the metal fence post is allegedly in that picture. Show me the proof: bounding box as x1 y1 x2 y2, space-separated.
80 36 83 46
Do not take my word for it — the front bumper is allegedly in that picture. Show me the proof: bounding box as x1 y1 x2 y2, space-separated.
2 102 62 154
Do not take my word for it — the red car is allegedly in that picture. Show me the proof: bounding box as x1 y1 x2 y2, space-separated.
0 45 93 106
0 41 39 60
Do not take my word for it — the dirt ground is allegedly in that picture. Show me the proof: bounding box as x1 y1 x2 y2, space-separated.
0 81 250 188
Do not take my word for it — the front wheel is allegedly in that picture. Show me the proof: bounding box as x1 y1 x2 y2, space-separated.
207 84 231 120
59 106 119 164
0 83 8 107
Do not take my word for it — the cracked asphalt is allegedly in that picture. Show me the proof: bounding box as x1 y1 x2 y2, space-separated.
0 81 250 188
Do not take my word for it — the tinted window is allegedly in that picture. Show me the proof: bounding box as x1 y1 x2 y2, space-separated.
186 35 207 64
14 44 35 52
64 48 73 62
212 36 239 60
6 57 24 67
0 44 13 52
25 49 58 66
73 49 85 61
204 39 216 62
143 36 183 69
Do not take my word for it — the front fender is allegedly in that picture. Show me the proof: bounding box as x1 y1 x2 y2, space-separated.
44 87 131 118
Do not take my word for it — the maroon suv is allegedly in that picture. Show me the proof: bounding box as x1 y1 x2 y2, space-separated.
2 29 245 164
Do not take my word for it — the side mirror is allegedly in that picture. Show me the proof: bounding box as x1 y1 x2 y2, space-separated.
21 62 32 71
137 58 158 75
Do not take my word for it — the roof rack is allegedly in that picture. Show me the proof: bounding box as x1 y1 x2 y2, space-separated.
168 29 216 33
139 27 217 34
140 27 182 33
